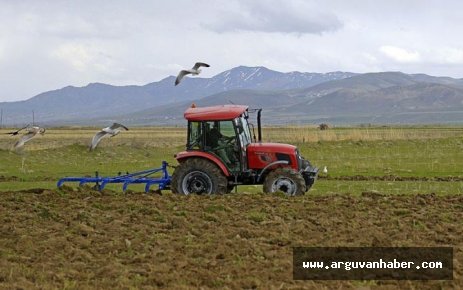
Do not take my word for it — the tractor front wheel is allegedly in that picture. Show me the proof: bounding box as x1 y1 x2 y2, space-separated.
171 158 228 195
263 168 306 196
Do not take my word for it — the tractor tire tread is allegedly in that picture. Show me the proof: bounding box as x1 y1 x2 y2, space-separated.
263 167 306 196
171 158 228 194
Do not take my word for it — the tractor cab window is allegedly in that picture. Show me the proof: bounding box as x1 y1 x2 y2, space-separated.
204 121 238 168
234 116 252 171
203 121 235 147
235 116 252 147
187 121 202 149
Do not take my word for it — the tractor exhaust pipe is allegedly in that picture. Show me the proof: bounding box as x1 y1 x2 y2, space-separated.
257 109 262 142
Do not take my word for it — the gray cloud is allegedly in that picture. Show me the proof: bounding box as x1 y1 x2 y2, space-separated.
203 0 343 34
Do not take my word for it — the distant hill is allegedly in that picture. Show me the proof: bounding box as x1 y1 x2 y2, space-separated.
110 72 463 125
1 66 463 125
0 66 355 125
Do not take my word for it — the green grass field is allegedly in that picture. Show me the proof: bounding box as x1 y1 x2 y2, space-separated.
1 126 462 194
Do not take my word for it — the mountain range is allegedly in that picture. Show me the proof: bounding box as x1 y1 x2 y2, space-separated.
1 66 463 126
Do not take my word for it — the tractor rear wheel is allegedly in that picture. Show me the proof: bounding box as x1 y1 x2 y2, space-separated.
171 158 228 195
263 168 306 196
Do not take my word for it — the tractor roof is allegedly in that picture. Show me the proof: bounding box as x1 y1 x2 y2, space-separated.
184 105 248 121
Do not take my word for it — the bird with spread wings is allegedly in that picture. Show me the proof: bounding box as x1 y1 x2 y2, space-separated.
175 62 210 86
13 125 46 150
89 123 129 151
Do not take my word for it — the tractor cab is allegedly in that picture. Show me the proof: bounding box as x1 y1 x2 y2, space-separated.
184 105 252 172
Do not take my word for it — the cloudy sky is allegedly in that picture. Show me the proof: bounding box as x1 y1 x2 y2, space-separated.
0 0 462 101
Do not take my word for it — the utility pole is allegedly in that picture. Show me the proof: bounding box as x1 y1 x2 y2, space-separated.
32 110 35 125
0 108 3 128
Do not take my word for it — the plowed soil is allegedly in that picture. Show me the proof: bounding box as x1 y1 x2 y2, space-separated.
1 189 462 289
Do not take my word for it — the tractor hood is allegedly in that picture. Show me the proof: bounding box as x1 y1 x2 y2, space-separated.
247 142 296 154
247 142 299 170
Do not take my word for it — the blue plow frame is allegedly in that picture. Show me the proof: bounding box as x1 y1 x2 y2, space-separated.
57 161 171 193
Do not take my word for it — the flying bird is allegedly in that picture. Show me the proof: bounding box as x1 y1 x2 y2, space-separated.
90 123 129 151
175 62 210 86
13 126 46 150
5 124 30 136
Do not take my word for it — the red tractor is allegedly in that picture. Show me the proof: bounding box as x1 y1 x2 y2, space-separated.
171 105 318 196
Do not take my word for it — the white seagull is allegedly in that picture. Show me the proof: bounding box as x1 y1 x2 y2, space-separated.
322 166 328 174
175 62 210 86
13 126 46 150
90 123 129 151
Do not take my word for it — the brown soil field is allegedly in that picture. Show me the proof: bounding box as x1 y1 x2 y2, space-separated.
0 189 462 289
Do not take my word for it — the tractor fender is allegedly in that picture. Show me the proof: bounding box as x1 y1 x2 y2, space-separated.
175 151 231 177
256 160 289 182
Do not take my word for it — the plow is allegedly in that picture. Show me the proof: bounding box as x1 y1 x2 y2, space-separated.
57 161 171 193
